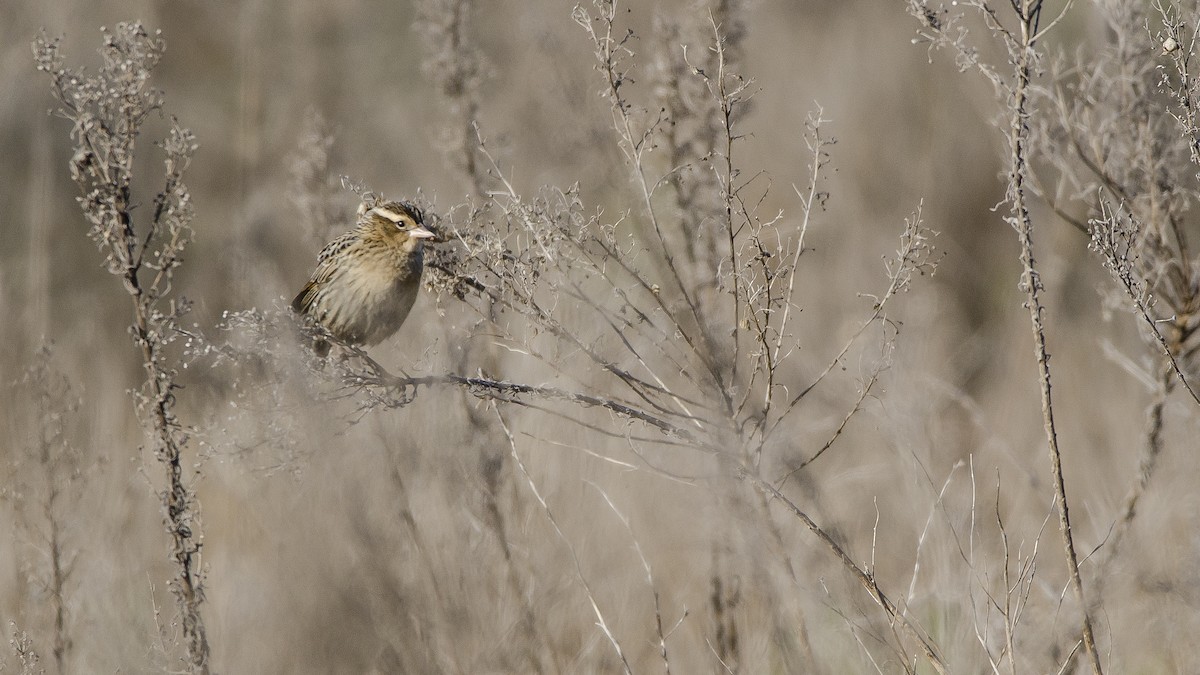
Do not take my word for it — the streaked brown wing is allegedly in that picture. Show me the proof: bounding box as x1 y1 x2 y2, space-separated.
291 279 319 314
316 229 360 264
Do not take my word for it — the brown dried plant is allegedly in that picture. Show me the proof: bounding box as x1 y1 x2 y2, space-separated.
4 347 84 675
132 3 941 671
290 1 946 670
899 0 1200 672
33 23 210 674
1029 0 1200 669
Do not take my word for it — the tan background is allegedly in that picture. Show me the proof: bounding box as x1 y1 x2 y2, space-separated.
1 1 1192 673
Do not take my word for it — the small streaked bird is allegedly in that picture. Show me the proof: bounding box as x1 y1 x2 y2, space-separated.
292 200 436 356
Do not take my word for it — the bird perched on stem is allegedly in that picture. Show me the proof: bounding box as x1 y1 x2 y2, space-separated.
292 200 436 356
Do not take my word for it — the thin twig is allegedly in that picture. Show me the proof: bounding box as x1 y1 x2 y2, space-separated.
494 407 634 675
744 470 948 675
1004 3 1104 671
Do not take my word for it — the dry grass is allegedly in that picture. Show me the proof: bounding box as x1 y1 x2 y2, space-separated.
3 1 1200 673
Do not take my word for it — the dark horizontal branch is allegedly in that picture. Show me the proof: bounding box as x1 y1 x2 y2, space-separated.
349 365 706 446
426 260 712 417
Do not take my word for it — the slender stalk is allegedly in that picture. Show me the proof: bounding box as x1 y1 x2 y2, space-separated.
745 472 948 675
1005 3 1102 672
35 25 211 673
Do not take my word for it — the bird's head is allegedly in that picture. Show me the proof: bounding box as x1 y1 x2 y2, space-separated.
362 200 437 245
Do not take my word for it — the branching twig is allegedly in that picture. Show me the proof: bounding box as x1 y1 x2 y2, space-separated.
744 471 948 675
1002 3 1103 672
911 2 1104 671
34 24 210 673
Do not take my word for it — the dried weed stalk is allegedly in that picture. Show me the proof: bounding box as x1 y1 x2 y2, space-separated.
326 1 944 669
5 347 84 675
193 2 940 669
416 0 487 196
288 109 345 250
1029 1 1200 669
415 4 550 670
6 624 45 675
910 0 1102 672
34 24 210 673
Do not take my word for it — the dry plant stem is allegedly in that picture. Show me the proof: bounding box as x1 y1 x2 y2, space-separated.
9 624 43 675
1092 200 1200 406
774 367 880 487
1158 0 1200 166
429 187 715 433
20 349 80 675
1123 290 1200 405
773 110 826 374
1059 358 1171 674
349 354 704 445
1005 3 1102 673
574 0 729 402
376 439 464 675
968 471 1048 675
34 25 210 673
563 240 713 409
416 6 548 671
745 472 948 675
47 513 66 672
767 205 926 440
430 252 707 426
493 407 633 675
129 256 210 675
741 488 823 672
999 505 1016 675
1033 10 1200 666
589 483 676 675
707 16 744 385
466 136 712 425
994 483 1038 675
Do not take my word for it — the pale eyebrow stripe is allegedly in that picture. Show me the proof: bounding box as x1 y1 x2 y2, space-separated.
371 207 405 223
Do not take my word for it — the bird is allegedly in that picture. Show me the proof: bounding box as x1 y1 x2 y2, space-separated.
291 199 436 357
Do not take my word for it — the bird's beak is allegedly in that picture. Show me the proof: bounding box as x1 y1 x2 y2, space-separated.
410 226 437 240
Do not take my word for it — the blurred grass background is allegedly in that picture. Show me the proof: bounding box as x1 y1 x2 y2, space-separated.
2 0 1196 672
